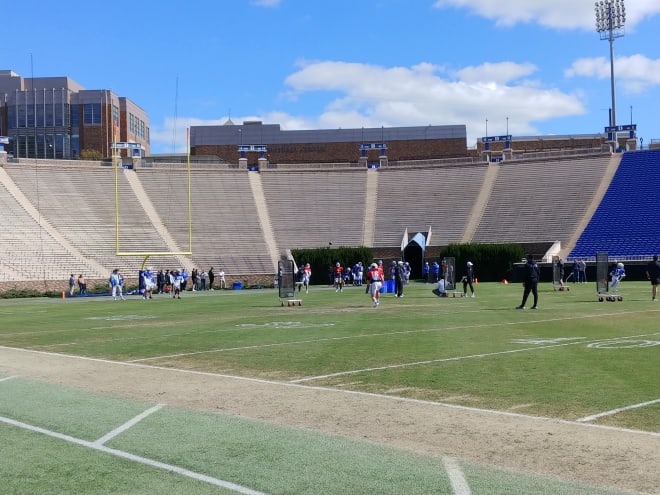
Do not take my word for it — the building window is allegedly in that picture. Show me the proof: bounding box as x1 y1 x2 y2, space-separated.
83 103 101 124
70 104 79 127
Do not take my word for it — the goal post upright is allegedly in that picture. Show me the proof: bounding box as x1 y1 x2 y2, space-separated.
186 127 192 254
113 127 193 264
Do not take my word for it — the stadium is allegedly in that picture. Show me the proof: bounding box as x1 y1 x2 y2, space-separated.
0 122 658 291
1 122 659 494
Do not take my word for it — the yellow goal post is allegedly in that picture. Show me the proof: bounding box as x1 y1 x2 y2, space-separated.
113 126 192 270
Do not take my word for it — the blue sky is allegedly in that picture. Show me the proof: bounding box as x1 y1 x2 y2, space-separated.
4 0 660 154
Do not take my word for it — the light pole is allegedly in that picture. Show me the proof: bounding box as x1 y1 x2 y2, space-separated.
595 0 626 128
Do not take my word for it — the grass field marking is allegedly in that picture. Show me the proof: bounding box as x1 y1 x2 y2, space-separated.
442 457 472 495
93 404 164 446
289 331 660 384
3 345 660 440
301 383 660 438
0 375 17 382
127 332 428 362
125 311 657 363
576 398 660 423
38 322 339 351
587 339 660 349
0 413 269 495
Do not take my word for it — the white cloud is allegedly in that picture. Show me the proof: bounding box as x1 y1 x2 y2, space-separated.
566 54 660 93
151 59 586 153
455 62 537 84
432 0 660 30
284 60 584 145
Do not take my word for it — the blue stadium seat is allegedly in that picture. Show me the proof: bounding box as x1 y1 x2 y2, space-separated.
569 150 660 259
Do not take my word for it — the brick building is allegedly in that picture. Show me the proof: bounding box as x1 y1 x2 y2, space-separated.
0 70 149 159
190 121 468 164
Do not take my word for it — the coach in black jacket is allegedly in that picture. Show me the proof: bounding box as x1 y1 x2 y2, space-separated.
517 254 540 310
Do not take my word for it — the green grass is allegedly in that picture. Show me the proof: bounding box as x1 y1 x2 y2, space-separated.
0 281 658 494
0 281 658 429
0 378 642 495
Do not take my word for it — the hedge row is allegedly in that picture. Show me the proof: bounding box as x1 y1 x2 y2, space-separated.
290 246 374 286
440 243 525 282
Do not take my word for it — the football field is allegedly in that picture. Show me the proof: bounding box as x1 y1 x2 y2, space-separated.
1 280 658 494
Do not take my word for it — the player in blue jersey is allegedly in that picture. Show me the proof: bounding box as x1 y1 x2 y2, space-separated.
609 262 626 293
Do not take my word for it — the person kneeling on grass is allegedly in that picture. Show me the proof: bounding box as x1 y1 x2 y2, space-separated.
432 277 448 297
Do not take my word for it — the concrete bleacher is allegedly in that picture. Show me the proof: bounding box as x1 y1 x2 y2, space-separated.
136 167 273 274
569 149 660 259
5 164 170 277
2 148 654 286
471 153 611 247
0 168 105 281
0 192 92 281
260 169 367 248
374 163 488 247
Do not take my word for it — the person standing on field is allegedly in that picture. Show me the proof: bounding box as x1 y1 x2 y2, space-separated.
517 254 540 310
462 261 476 297
366 263 383 307
394 261 406 298
646 254 660 301
109 269 126 301
333 262 344 292
422 261 430 283
556 257 565 287
142 268 155 299
578 258 587 283
77 274 87 295
217 268 226 289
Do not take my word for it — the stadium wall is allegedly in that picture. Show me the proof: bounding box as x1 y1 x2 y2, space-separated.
194 138 468 165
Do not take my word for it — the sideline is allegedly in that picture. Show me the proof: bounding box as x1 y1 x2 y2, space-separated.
1 345 659 439
577 398 660 423
289 332 660 383
0 413 268 495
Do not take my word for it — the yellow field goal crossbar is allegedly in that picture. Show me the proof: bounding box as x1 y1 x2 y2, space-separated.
113 127 193 268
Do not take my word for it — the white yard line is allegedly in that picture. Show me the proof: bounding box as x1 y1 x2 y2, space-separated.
576 398 660 423
289 332 660 383
2 345 659 439
0 375 17 382
0 414 268 495
93 404 164 446
443 457 472 495
127 311 657 363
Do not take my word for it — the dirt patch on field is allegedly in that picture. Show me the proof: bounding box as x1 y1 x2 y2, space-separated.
1 347 658 494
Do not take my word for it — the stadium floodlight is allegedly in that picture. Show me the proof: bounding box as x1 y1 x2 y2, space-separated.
595 0 626 128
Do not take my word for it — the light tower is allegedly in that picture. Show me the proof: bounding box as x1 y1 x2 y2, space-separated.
595 0 626 128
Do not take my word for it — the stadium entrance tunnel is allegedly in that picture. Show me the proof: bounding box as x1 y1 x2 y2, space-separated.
403 232 428 279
